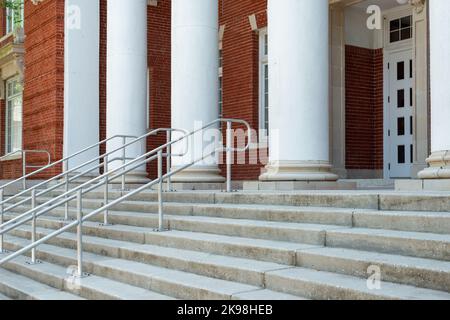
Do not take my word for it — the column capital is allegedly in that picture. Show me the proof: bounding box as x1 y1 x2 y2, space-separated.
410 0 426 14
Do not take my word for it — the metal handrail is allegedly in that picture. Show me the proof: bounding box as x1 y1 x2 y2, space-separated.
0 118 252 274
0 128 186 225
0 128 188 231
0 150 52 189
0 126 189 255
0 135 134 192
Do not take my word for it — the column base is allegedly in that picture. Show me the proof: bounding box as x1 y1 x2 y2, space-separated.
418 150 450 179
170 165 226 183
259 161 338 182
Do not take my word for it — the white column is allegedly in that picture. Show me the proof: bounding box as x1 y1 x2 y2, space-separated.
260 0 337 181
171 0 224 182
64 0 99 171
106 0 148 182
418 0 450 179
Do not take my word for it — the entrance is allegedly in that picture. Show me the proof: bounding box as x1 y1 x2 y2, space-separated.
386 49 414 178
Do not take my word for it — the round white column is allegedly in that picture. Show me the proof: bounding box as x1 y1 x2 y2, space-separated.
171 0 224 182
260 0 337 181
64 0 100 173
106 0 148 182
419 0 450 179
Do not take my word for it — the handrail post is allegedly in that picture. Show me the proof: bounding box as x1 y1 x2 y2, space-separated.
22 151 26 190
166 130 172 192
103 157 109 225
63 160 69 221
31 189 37 264
0 189 4 253
76 189 83 277
226 121 232 193
121 136 126 191
157 150 164 231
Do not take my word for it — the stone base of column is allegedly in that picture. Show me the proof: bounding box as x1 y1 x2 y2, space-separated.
418 150 450 179
259 160 339 182
170 165 226 183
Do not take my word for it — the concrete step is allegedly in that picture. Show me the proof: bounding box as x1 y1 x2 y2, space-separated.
1 253 175 300
6 210 450 263
353 210 450 234
326 228 450 261
3 236 304 300
5 230 450 300
0 266 83 300
5 229 292 287
9 194 450 234
9 221 319 265
7 225 450 293
20 198 355 226
10 189 450 211
264 267 450 300
296 247 450 292
5 208 346 245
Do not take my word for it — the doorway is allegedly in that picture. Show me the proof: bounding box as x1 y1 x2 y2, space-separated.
385 49 414 178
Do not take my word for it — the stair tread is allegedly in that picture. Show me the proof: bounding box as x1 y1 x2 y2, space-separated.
8 202 347 231
298 247 450 271
26 195 450 215
8 211 450 245
12 220 322 252
327 227 450 242
6 232 450 300
266 267 450 300
0 266 84 300
167 215 347 230
6 230 289 274
8 226 450 285
2 254 174 300
4 236 304 300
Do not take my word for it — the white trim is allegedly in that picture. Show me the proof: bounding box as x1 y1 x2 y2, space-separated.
258 27 268 132
383 6 414 179
147 67 150 129
4 75 23 154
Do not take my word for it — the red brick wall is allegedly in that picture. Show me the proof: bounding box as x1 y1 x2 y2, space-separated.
219 0 267 180
23 0 64 179
99 0 106 161
146 0 171 179
373 49 384 170
0 7 6 36
345 45 383 171
1 0 65 179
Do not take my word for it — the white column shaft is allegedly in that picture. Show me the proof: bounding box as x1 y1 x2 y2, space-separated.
429 0 450 152
419 0 450 179
261 0 337 181
171 0 224 182
64 0 100 171
106 0 148 178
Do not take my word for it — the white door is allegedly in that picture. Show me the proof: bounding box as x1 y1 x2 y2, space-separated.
387 50 414 178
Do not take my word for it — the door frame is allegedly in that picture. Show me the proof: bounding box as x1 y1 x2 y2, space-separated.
382 7 414 180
